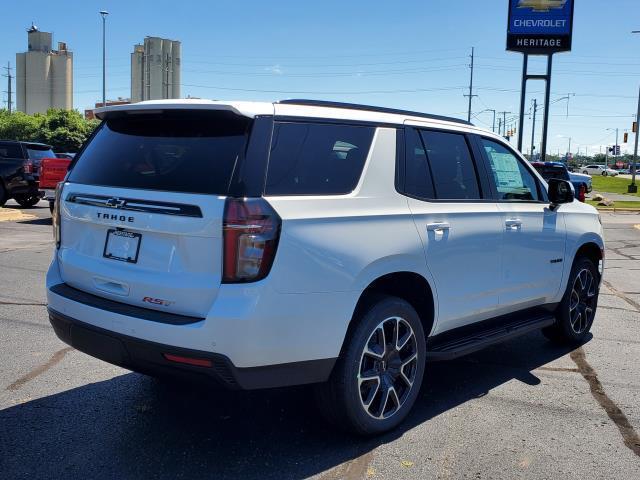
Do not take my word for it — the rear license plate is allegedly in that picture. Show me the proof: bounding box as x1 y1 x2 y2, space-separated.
103 229 141 263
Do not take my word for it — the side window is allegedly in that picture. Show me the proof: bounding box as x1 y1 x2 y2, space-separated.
419 130 481 200
0 144 22 158
265 122 375 195
403 128 434 199
481 138 540 201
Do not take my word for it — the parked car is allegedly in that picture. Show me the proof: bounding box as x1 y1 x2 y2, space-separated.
46 99 604 435
531 161 592 202
39 156 72 212
0 140 54 207
581 164 618 176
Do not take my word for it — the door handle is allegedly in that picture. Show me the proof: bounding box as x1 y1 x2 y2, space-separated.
505 219 522 231
427 222 450 233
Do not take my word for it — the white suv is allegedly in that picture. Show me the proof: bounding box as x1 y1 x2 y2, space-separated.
47 99 604 434
582 164 618 176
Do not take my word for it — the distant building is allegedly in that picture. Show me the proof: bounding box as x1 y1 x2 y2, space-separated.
131 37 181 102
16 24 73 114
84 98 131 120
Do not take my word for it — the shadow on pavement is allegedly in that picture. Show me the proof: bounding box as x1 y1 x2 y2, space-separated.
16 217 52 226
0 331 587 479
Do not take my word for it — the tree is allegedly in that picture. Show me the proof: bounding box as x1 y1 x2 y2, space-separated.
0 110 42 142
0 108 98 152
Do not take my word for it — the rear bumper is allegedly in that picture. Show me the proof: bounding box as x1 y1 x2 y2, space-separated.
8 177 41 197
48 306 335 390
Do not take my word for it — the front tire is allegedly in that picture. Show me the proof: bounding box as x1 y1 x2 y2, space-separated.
543 257 599 344
602 171 607 176
315 295 426 435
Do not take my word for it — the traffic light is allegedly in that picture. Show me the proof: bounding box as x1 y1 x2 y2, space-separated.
624 132 628 143
633 122 638 133
615 145 621 155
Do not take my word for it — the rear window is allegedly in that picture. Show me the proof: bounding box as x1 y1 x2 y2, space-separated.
26 145 55 160
68 111 251 194
265 122 375 195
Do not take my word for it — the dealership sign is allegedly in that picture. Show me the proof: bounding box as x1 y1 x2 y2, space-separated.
507 0 574 53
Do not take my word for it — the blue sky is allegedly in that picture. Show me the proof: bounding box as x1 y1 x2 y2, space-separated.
1 0 639 156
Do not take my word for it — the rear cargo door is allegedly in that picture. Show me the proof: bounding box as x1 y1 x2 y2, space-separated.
57 109 256 318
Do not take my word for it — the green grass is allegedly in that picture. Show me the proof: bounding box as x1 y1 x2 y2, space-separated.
590 175 640 197
586 199 640 210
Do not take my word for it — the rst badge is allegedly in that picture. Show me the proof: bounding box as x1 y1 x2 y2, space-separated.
142 296 175 307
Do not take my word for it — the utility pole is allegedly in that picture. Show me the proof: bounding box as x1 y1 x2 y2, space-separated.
2 62 12 113
530 99 537 159
499 111 511 138
464 47 477 123
100 10 109 107
630 30 640 192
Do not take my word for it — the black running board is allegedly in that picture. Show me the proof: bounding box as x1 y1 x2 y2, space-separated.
426 314 556 361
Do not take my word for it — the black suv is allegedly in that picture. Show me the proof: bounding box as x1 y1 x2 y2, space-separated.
0 140 55 207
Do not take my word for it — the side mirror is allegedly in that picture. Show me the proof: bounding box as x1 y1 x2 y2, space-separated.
548 178 574 210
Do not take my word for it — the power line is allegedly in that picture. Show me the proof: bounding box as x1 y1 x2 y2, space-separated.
180 83 467 95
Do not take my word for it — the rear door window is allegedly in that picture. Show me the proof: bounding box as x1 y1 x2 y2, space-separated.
403 128 435 199
265 122 375 195
419 130 481 200
67 111 252 194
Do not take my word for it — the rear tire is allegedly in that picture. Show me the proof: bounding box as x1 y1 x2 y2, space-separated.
315 295 426 435
602 171 607 176
14 194 40 208
49 201 54 214
543 257 599 344
0 183 7 207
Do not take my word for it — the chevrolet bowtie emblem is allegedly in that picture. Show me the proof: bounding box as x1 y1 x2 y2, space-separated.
106 197 126 208
516 0 567 12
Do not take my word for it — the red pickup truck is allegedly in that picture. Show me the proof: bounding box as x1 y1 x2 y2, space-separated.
39 157 72 212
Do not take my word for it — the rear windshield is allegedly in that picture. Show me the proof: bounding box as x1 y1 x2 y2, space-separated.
533 165 568 181
68 111 251 194
26 145 55 160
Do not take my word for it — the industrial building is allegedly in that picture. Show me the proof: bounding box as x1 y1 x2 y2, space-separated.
131 37 181 102
84 98 131 120
15 24 73 114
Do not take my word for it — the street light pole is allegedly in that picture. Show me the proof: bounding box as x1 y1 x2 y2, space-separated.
100 10 109 107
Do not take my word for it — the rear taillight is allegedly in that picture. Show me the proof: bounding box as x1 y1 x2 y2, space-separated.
23 160 34 174
52 182 63 249
222 198 281 283
578 184 586 202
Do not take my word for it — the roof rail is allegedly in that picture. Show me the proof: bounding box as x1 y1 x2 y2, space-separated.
277 99 472 126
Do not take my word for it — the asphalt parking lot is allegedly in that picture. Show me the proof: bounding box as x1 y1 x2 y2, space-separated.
1 200 639 479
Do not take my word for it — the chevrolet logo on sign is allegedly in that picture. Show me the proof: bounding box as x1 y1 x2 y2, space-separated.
517 0 567 12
